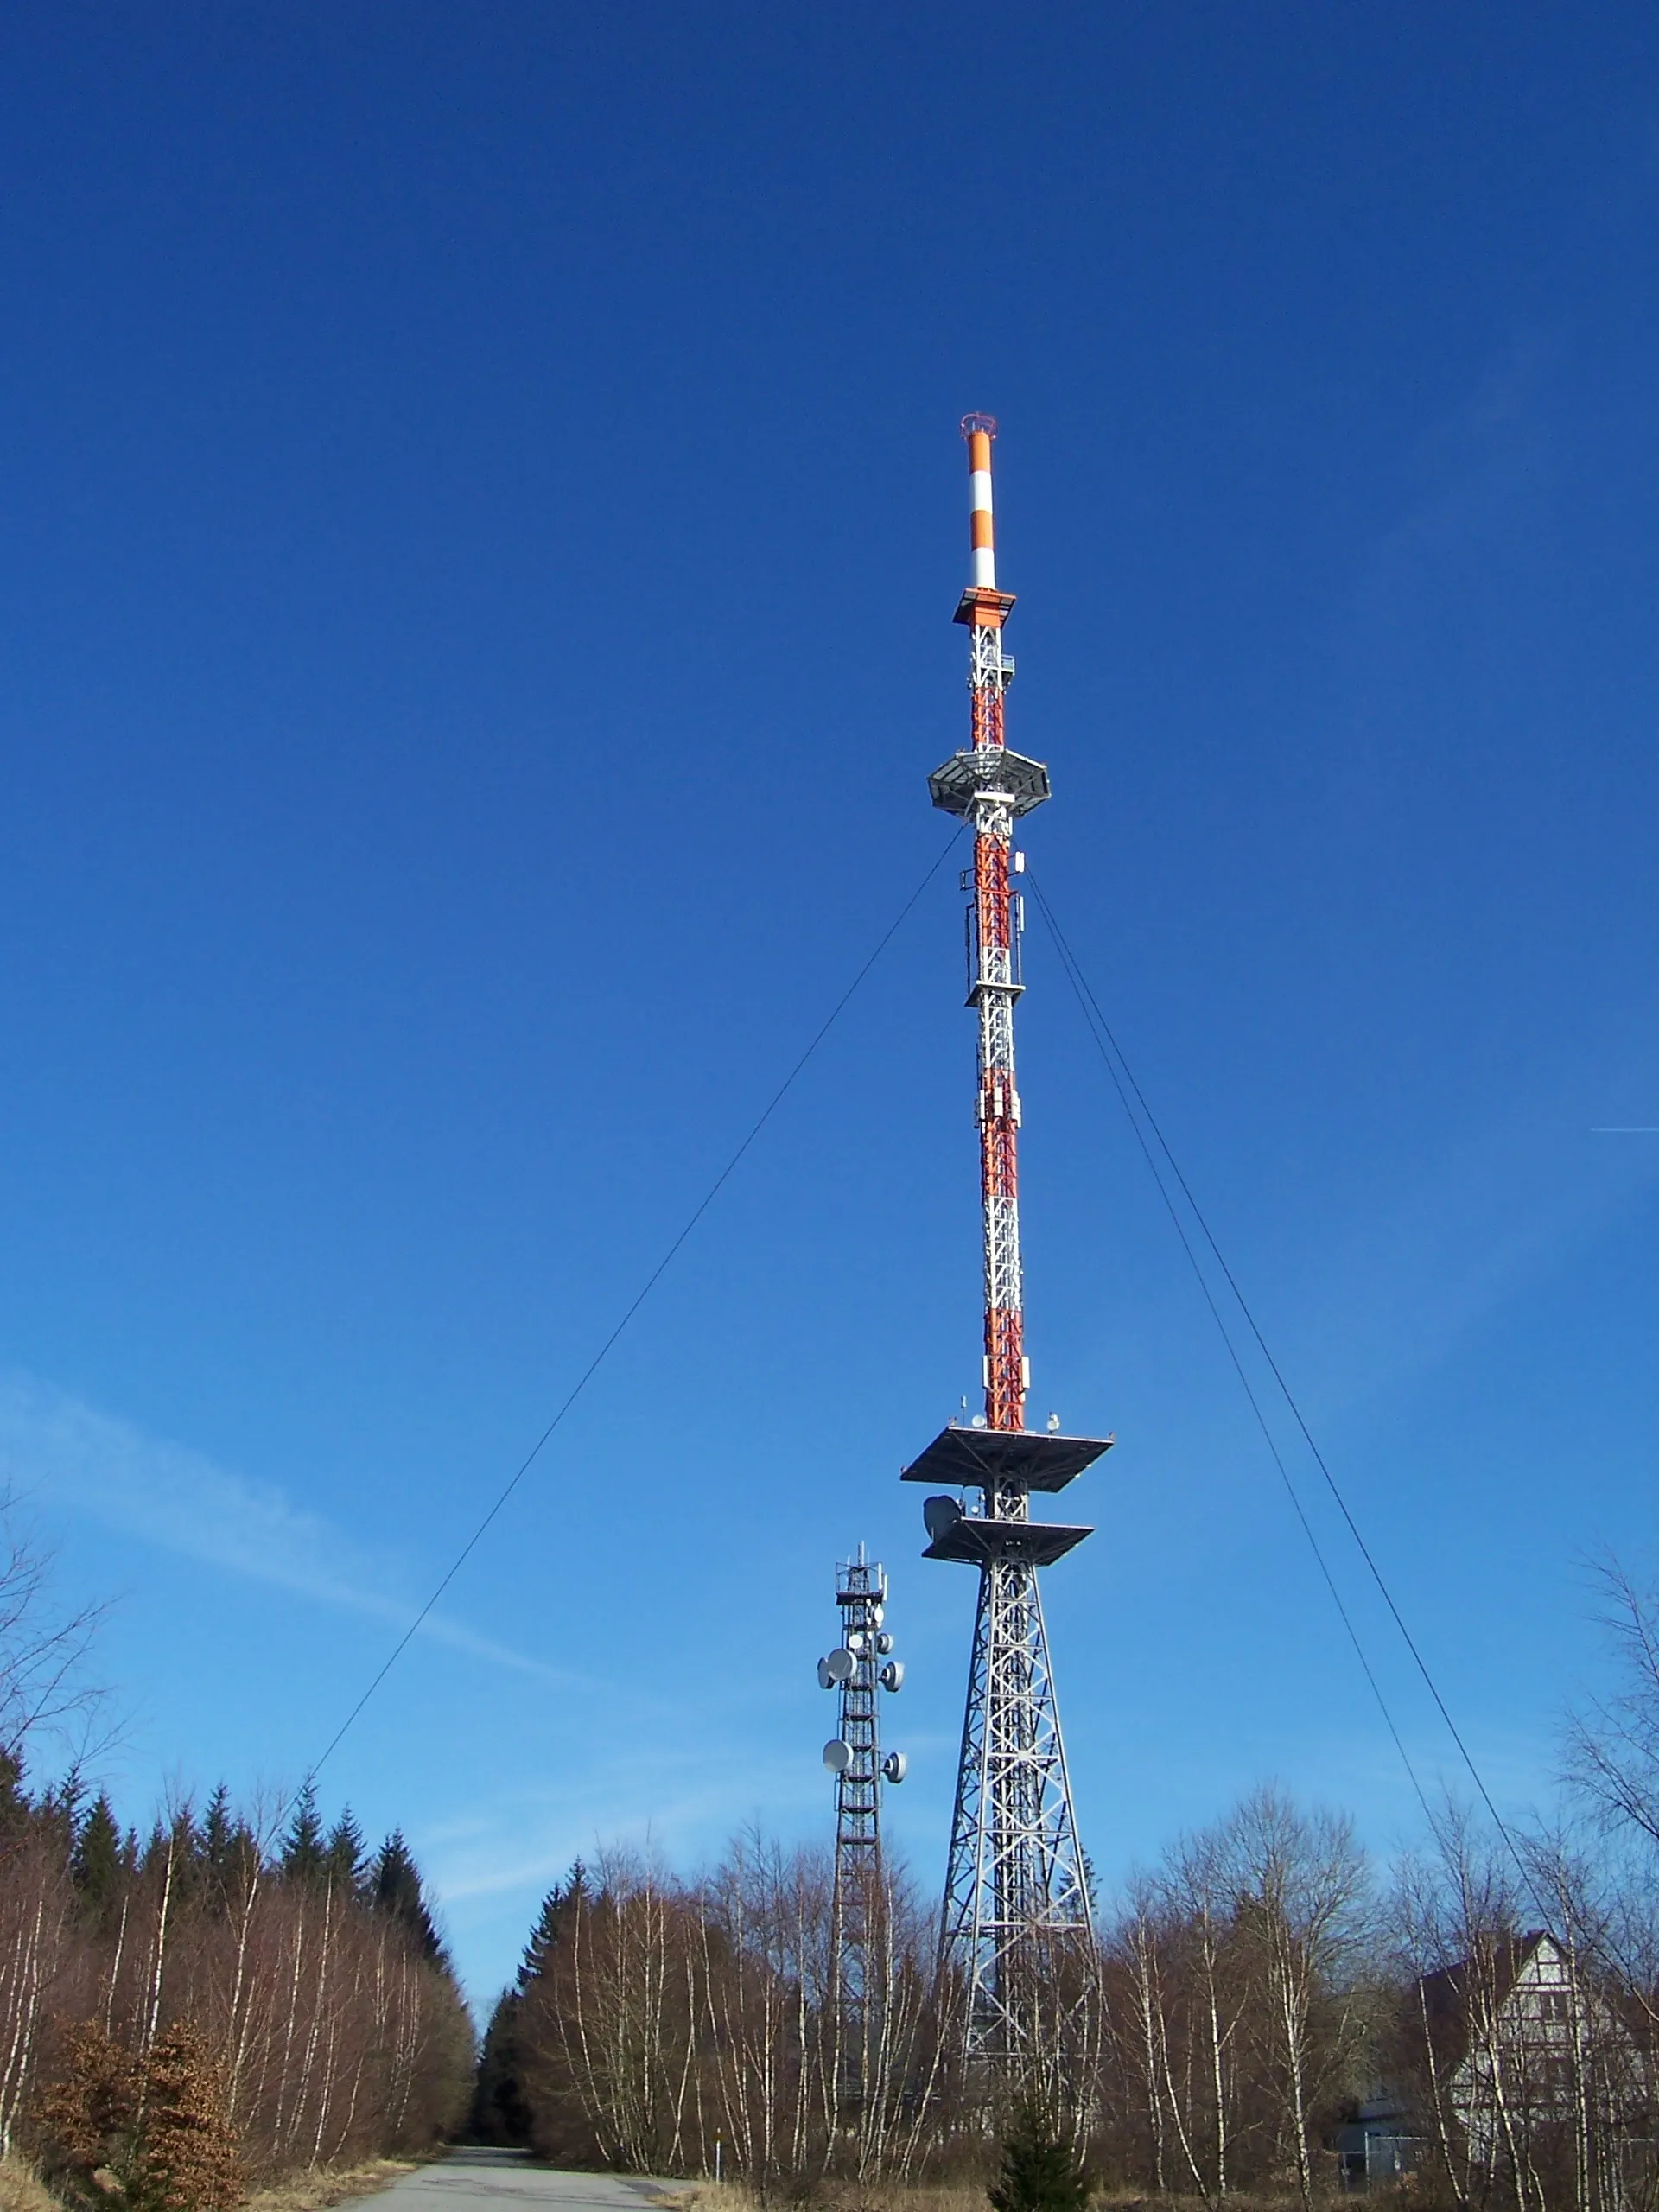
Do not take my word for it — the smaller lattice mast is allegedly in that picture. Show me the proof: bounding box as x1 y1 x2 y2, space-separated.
818 1548 906 2124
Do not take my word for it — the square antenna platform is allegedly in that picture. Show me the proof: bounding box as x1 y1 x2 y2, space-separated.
923 1516 1093 1568
928 747 1052 819
953 587 1017 627
902 1426 1112 1494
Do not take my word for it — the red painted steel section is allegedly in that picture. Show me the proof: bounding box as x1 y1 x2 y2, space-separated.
963 412 1025 1437
969 677 1005 754
975 796 1024 1433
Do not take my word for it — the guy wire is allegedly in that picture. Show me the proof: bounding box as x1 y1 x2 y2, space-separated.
1027 868 1541 1898
305 829 966 1790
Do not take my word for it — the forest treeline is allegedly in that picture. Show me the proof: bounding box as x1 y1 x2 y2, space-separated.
472 1565 1659 2212
0 1766 471 2191
0 1504 473 2202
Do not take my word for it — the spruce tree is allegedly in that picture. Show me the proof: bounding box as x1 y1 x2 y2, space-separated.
468 1990 532 2146
515 1872 579 1991
73 1793 124 1913
201 1785 232 1871
372 1829 444 1962
988 2098 1090 2212
280 1779 326 1885
201 1788 258 1910
0 1749 29 1844
324 1808 366 1894
42 1768 85 1853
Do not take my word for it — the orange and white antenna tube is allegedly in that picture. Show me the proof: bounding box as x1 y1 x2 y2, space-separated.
964 412 997 590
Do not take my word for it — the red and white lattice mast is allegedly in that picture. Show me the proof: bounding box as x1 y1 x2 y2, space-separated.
901 417 1110 2082
963 413 1029 1431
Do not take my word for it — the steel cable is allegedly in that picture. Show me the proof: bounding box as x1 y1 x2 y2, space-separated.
307 829 964 1784
1027 868 1543 1897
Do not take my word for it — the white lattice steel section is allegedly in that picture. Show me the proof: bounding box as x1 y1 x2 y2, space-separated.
939 1559 1090 2071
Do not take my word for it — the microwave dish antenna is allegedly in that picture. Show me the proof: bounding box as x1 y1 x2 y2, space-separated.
821 1543 906 2128
924 1495 963 1542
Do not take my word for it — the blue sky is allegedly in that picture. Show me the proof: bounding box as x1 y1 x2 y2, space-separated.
5 2 1659 2007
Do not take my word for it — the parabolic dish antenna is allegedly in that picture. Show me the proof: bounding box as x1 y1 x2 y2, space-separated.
924 1494 963 1541
823 1738 854 1775
824 1646 856 1683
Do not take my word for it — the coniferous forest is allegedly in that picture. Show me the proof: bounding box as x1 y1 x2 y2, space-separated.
0 1767 472 2190
0 1509 472 2204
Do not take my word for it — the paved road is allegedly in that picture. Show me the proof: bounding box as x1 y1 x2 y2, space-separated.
378 2149 687 2212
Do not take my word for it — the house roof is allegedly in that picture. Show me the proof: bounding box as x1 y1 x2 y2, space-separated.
1417 1932 1554 2063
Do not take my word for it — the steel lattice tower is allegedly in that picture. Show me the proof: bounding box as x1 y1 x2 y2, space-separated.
818 1549 905 2117
901 416 1111 2084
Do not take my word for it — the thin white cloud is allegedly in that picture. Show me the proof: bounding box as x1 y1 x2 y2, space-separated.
426 1746 829 1906
0 1371 563 1681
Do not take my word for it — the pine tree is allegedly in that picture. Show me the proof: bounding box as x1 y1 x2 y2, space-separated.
279 1779 326 1886
988 2098 1091 2212
371 1829 444 1962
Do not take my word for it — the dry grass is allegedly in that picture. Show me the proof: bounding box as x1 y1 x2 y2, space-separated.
0 2149 417 2212
663 2183 992 2212
241 2158 419 2212
0 2158 57 2212
820 2187 989 2212
663 2181 1329 2212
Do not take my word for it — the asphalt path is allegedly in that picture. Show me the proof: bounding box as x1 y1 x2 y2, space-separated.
376 2151 686 2212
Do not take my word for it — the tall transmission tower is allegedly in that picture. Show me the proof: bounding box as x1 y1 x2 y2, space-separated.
818 1548 906 2116
902 416 1111 2084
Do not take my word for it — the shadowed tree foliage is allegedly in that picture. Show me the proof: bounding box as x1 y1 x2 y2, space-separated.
468 1873 587 2147
468 1992 533 2148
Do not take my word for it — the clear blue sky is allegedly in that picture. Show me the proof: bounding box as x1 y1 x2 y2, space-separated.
4 2 1659 2008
